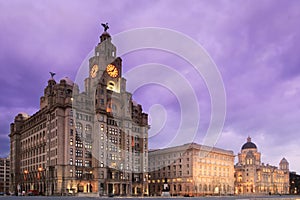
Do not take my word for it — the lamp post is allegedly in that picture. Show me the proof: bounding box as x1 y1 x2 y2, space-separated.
24 170 28 194
38 167 43 194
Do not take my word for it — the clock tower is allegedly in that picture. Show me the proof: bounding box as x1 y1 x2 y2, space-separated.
10 23 149 197
85 28 123 95
79 24 149 196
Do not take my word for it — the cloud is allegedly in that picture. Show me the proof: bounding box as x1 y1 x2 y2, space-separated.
0 0 300 172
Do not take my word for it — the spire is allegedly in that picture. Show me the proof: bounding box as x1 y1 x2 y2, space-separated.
49 72 56 80
101 23 109 32
100 22 111 43
48 72 56 85
247 136 251 143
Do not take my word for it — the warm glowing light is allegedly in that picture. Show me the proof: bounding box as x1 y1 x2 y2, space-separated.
106 64 118 78
90 64 99 78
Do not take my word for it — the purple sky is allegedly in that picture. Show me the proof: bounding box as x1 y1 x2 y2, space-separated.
1 0 300 172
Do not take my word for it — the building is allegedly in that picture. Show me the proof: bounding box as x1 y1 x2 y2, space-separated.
234 137 289 195
0 157 10 194
290 172 300 194
9 25 149 196
148 143 235 196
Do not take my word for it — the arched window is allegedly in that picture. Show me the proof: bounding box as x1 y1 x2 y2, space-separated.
107 81 115 91
85 124 92 133
76 122 83 137
85 124 92 140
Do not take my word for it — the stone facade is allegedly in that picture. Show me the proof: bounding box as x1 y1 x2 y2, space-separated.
148 143 235 196
9 27 149 196
234 137 289 195
290 171 300 194
0 157 10 194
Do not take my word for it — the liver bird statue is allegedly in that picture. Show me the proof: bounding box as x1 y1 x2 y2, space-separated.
101 23 109 32
49 72 56 79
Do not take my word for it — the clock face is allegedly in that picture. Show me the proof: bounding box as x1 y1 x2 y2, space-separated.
90 64 99 78
106 64 118 78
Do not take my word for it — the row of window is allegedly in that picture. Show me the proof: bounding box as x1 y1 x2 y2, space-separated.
76 113 92 122
69 159 92 167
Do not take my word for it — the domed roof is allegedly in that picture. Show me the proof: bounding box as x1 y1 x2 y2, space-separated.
241 136 257 150
20 112 30 118
61 77 74 86
280 157 288 164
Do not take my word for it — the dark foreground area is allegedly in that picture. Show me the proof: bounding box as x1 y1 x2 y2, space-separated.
0 195 300 200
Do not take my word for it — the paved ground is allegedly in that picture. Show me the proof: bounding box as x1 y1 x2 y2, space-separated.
0 195 300 200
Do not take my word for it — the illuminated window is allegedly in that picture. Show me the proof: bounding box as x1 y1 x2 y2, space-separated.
76 150 83 157
85 160 92 167
85 124 92 132
75 159 83 166
75 170 83 178
75 140 83 148
76 122 83 130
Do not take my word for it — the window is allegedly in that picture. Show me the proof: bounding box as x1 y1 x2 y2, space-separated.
75 140 83 148
70 138 73 146
75 159 83 166
85 151 92 158
75 170 83 178
85 124 92 133
76 122 83 137
85 160 92 167
70 158 73 165
70 148 73 155
76 150 83 157
85 142 92 149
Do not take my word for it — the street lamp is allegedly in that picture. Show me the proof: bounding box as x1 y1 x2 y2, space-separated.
23 170 29 194
24 170 28 180
37 167 44 194
38 167 43 179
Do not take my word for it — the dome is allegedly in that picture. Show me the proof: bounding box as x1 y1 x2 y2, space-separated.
19 112 30 118
61 77 74 86
280 157 288 164
241 136 257 150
